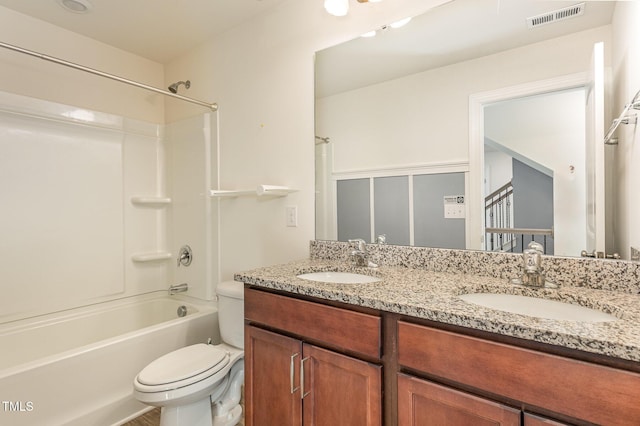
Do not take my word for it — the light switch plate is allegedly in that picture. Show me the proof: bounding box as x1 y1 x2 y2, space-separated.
286 206 298 227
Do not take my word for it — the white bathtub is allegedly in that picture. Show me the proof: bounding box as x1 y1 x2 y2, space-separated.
0 293 218 426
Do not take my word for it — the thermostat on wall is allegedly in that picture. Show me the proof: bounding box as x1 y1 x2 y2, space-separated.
444 195 465 219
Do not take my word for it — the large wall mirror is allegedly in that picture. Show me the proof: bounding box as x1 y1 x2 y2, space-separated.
314 0 619 258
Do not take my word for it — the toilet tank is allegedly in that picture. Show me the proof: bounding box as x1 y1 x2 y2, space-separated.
216 281 244 349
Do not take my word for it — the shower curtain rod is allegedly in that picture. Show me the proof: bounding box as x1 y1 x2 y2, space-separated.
0 41 218 111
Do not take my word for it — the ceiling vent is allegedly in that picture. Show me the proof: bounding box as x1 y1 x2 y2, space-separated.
527 2 585 29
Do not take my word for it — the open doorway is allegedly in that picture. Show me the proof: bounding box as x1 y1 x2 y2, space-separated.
468 73 592 256
483 88 586 255
468 43 605 258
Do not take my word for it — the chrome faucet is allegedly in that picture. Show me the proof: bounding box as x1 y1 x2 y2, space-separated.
522 241 545 286
169 282 188 295
348 239 378 268
513 241 556 288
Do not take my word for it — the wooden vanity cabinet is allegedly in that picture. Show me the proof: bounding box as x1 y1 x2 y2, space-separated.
244 286 640 425
244 288 383 426
398 321 640 426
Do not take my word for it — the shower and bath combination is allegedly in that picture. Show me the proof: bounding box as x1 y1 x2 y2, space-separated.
0 41 217 110
168 80 190 93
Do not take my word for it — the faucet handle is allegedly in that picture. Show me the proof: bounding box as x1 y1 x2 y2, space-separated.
348 238 366 252
527 241 544 253
177 245 192 267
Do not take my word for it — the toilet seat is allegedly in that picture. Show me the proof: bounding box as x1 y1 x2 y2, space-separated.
135 344 230 393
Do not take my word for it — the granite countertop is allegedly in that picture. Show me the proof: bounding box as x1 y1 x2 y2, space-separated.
236 258 640 363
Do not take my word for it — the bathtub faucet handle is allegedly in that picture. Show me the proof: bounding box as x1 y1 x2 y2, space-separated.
177 245 192 267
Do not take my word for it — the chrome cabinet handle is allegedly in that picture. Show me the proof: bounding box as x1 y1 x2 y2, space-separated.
290 353 300 394
301 356 311 399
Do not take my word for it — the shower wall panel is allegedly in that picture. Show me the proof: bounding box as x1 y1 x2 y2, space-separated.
0 92 167 323
166 113 218 301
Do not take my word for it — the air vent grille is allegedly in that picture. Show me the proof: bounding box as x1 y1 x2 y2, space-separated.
527 2 585 29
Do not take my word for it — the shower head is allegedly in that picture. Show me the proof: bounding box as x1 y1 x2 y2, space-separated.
168 80 190 94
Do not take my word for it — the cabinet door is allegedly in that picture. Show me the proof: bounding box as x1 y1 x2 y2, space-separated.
524 413 570 426
302 343 382 426
398 374 520 426
245 326 302 426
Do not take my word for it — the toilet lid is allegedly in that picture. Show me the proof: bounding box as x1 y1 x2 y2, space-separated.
137 344 229 386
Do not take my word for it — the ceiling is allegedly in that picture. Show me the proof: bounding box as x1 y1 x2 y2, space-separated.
315 0 616 97
0 0 617 94
0 0 288 64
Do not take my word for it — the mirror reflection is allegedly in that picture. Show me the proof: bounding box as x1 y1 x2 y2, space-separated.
314 0 618 258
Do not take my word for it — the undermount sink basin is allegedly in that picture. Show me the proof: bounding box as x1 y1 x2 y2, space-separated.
296 271 381 284
459 293 617 322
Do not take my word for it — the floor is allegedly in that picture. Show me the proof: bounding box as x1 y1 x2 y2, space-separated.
121 408 160 426
122 397 245 426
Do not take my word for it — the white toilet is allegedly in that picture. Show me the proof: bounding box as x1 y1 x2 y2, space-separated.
133 281 245 426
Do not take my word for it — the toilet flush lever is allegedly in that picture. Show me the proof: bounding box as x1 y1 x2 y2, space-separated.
177 245 192 267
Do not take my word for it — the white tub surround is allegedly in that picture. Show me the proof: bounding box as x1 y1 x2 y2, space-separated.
0 91 169 323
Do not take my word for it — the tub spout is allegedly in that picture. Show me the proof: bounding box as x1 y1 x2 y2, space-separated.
168 283 188 295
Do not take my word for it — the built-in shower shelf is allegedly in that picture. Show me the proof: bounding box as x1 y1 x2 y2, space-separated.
210 190 257 198
209 185 297 198
131 252 172 262
130 196 172 207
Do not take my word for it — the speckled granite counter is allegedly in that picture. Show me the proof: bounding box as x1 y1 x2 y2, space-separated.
235 242 640 363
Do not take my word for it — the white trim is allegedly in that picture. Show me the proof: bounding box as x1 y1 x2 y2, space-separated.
332 161 469 181
331 178 338 241
408 176 415 246
369 177 375 243
464 171 472 249
468 72 588 250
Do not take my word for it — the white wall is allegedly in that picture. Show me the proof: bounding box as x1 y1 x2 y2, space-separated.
164 0 450 279
612 2 640 259
484 150 512 195
0 6 165 124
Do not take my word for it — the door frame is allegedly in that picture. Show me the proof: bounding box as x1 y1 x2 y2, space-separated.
467 72 588 250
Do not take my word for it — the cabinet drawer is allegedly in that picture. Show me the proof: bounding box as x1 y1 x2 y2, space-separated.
245 288 381 359
398 321 640 425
